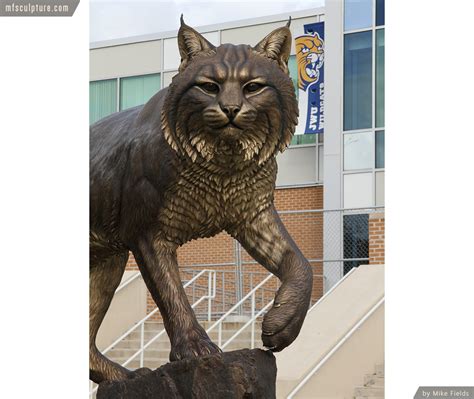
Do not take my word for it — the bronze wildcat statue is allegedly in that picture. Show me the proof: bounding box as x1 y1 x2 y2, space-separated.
90 16 313 383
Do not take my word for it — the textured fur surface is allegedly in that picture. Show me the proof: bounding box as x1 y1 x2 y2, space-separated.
90 17 313 383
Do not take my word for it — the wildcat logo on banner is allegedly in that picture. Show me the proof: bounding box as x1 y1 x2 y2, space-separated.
295 22 324 135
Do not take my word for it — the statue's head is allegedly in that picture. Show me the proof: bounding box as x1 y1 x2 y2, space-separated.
161 16 299 167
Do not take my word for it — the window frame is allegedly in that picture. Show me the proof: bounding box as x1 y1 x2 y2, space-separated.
341 0 385 208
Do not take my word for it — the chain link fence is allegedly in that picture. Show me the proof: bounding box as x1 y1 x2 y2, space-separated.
176 206 385 317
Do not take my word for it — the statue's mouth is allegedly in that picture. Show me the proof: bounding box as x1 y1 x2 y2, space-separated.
219 122 243 139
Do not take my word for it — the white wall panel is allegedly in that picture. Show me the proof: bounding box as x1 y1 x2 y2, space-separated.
221 21 283 47
276 146 317 187
163 37 180 70
343 173 373 208
221 16 322 55
163 31 220 71
163 71 178 88
90 40 162 81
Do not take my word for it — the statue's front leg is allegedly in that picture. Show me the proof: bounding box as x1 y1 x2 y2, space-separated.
132 237 221 361
234 206 313 351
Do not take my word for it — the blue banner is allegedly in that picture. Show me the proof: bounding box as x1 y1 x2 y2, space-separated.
295 22 325 134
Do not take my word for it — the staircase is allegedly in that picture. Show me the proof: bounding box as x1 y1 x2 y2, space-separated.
105 319 264 370
354 364 384 399
90 270 275 397
277 264 384 399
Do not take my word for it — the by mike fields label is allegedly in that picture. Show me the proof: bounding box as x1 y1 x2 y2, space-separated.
415 387 474 398
0 0 79 16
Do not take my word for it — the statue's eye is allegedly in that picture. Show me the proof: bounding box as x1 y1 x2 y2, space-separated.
244 82 264 93
199 82 219 94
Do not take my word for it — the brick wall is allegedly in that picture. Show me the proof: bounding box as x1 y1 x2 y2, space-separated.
124 185 324 317
369 212 385 265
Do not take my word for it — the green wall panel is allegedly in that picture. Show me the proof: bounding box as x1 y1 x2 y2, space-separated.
120 73 161 111
89 79 117 124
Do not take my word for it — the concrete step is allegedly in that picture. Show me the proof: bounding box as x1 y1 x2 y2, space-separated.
124 321 262 337
374 363 384 377
354 386 384 397
108 348 170 359
110 343 264 370
108 337 255 356
113 358 169 370
111 329 256 350
363 374 384 387
109 341 261 360
108 339 170 351
111 355 169 363
125 330 169 341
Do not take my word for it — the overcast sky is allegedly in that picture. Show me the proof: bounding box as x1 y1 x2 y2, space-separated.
90 0 324 43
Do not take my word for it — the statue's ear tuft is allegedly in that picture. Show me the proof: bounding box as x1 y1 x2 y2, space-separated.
177 15 215 70
254 22 292 73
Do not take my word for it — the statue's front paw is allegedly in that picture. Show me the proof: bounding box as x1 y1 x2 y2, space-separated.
170 328 221 361
262 280 311 352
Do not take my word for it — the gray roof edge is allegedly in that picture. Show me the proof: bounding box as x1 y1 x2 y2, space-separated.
90 6 325 50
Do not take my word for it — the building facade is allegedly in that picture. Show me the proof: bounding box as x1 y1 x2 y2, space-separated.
89 1 385 313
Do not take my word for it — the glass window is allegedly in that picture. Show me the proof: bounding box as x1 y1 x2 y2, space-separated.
376 0 385 26
290 134 317 146
344 131 373 170
376 171 385 206
375 130 385 168
288 55 299 100
376 29 385 128
343 213 369 274
318 132 324 143
344 0 373 31
343 173 373 208
344 31 372 131
120 74 161 111
89 79 117 125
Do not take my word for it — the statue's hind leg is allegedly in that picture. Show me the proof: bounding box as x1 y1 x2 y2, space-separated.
89 252 132 383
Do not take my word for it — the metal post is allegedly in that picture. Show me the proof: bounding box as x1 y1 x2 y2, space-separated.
234 240 243 315
251 292 255 349
218 323 222 347
222 272 225 315
140 322 144 368
192 270 196 307
208 271 212 321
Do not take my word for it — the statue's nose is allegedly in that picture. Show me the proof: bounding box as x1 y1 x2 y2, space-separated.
220 104 241 121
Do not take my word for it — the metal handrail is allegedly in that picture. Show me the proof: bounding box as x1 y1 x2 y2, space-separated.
278 206 385 215
122 285 216 368
208 267 344 351
90 269 216 397
115 271 141 293
206 273 275 348
101 269 216 356
286 297 385 399
206 273 274 332
221 299 274 350
309 266 358 312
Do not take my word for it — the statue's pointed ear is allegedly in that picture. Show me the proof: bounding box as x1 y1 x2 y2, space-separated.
178 15 215 70
254 18 292 73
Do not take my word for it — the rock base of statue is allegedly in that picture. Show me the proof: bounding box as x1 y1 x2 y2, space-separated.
97 348 277 399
